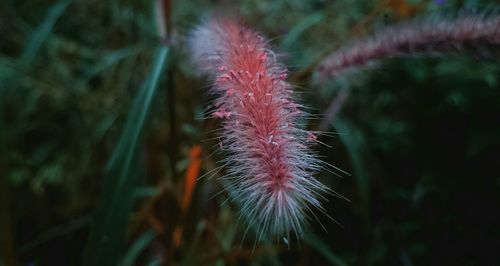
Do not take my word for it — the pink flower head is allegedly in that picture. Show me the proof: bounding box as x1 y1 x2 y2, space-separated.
189 17 329 240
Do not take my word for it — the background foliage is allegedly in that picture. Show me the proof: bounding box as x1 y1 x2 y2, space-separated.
1 0 499 265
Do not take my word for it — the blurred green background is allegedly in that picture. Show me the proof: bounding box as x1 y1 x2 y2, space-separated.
1 0 499 265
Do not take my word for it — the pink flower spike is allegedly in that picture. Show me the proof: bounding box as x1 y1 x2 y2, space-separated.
189 17 331 241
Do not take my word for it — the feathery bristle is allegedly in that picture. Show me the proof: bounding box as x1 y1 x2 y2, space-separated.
189 17 329 240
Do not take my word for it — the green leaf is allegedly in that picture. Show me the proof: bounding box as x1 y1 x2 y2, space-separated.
332 117 371 218
84 47 139 80
304 231 347 266
84 47 170 266
280 12 324 50
120 230 157 266
21 0 73 63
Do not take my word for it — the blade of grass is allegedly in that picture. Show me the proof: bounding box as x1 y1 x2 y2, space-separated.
120 230 157 266
106 78 150 172
107 47 167 173
332 117 371 220
84 47 139 80
84 47 170 266
18 216 91 254
1 0 71 90
0 56 61 90
304 231 347 266
21 0 72 63
279 12 324 50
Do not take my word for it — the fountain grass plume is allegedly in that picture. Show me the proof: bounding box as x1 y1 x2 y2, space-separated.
188 17 332 241
316 13 500 81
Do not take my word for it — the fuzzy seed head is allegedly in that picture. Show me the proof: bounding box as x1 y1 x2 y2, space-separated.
316 13 500 81
189 17 328 240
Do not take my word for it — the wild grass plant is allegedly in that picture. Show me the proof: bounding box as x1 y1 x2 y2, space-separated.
1 0 499 265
